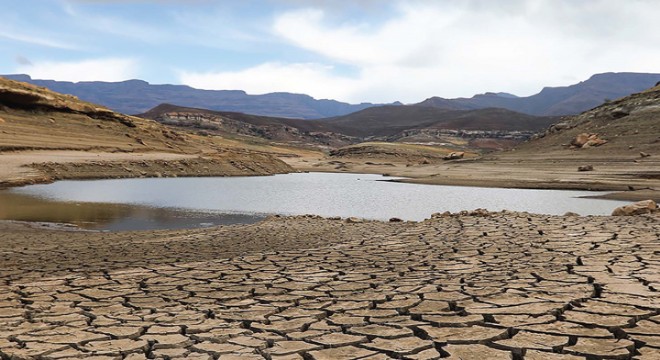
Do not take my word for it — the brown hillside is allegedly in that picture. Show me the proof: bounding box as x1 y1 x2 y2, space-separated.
0 78 293 187
317 106 557 137
0 77 199 153
139 104 355 148
510 84 660 162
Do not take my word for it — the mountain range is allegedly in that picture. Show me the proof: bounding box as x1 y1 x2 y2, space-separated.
419 72 660 116
0 74 379 119
2 72 660 119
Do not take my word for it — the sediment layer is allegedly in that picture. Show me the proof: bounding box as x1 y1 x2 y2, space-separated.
0 212 658 359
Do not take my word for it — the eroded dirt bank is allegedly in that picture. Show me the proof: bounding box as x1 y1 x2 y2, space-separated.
0 150 293 189
0 212 658 359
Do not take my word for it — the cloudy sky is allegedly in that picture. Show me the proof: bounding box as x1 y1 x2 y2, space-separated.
1 0 658 103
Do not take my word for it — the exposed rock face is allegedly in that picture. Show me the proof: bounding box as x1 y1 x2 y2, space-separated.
144 106 359 148
0 77 136 127
611 199 658 216
443 152 465 160
571 133 608 148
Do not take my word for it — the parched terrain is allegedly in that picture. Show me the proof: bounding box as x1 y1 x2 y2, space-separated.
0 212 658 359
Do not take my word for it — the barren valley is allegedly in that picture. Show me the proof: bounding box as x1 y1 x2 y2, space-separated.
0 76 659 359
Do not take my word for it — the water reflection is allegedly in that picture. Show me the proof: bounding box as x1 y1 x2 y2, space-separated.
1 173 628 231
0 192 264 231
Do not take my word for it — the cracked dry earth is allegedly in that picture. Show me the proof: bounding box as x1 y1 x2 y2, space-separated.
0 212 659 360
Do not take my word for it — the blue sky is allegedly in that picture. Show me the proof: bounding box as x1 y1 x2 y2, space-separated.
1 0 658 103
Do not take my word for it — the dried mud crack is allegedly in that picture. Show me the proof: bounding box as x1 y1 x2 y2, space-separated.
0 212 658 359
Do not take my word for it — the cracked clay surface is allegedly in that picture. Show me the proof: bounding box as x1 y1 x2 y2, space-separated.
0 212 658 359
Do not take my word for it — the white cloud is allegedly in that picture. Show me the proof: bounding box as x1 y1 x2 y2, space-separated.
61 2 166 43
183 0 660 103
0 31 78 50
16 58 138 82
179 62 360 100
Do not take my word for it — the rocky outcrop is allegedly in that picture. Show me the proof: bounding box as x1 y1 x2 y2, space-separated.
611 199 658 216
571 133 608 148
144 107 359 148
443 152 465 160
0 77 136 127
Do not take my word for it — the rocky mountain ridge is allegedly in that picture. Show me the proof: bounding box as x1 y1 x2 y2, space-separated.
3 72 659 119
1 75 379 119
419 72 660 116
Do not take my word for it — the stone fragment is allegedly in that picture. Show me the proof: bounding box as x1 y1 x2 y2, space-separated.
308 345 377 360
264 341 322 356
191 341 252 356
82 339 149 355
419 325 508 344
309 333 367 347
524 350 585 359
564 338 634 359
361 336 434 356
348 324 413 339
494 331 568 352
612 199 657 216
443 344 512 359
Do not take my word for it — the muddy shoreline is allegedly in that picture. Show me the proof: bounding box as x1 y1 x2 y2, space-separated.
2 150 658 205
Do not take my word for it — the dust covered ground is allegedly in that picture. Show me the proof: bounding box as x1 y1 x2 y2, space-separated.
0 212 658 359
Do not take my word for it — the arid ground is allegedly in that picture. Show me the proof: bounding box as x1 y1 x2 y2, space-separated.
1 77 659 359
0 212 658 359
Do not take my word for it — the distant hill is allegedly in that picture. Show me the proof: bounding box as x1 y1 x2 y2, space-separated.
0 74 379 119
139 103 358 148
140 103 557 151
418 72 660 116
318 106 558 137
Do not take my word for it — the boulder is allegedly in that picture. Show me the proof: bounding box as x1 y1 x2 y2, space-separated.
548 122 570 133
571 133 590 147
610 107 630 118
640 152 651 158
611 200 658 216
577 165 594 172
389 217 403 222
345 217 364 224
443 152 465 160
571 133 607 148
0 117 4 124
